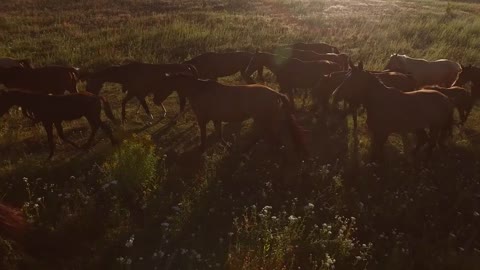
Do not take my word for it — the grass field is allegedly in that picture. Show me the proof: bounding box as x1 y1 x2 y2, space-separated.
1 0 480 269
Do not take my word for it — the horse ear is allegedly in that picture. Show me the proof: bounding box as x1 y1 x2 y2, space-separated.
358 61 364 71
255 48 260 54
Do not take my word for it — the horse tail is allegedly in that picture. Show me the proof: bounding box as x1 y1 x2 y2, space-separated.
279 94 308 157
0 203 28 242
99 96 116 122
443 102 455 139
450 62 463 87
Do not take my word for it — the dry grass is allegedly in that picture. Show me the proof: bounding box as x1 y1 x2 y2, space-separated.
1 0 480 269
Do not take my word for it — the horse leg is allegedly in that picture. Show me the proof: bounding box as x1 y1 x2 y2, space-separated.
412 129 428 156
241 70 255 84
199 120 208 152
243 120 263 152
99 121 117 146
54 122 79 149
351 106 358 132
282 87 295 109
82 118 99 149
138 96 153 121
371 131 388 162
425 127 440 160
121 92 135 124
213 120 227 145
42 121 55 159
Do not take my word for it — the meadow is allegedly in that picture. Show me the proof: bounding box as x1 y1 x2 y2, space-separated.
1 0 480 269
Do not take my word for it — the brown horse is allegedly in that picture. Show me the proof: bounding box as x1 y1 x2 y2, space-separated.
81 62 197 123
425 86 472 125
385 54 461 88
183 51 263 83
0 66 79 94
0 90 117 159
0 57 33 68
332 62 453 161
152 74 307 155
455 64 480 98
274 48 349 70
284 42 340 54
244 51 342 105
312 70 416 128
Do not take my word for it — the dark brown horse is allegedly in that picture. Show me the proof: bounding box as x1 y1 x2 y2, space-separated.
81 62 197 123
244 51 342 106
284 42 340 54
425 86 472 125
455 64 480 99
0 66 79 94
312 70 416 128
152 74 307 155
183 51 263 83
332 62 453 161
0 90 117 159
0 57 33 68
274 48 349 70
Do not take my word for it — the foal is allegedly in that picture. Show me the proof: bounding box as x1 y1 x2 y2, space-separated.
245 51 342 106
425 86 472 125
313 70 416 129
0 90 117 159
82 62 197 123
332 62 453 161
183 51 263 83
153 74 308 155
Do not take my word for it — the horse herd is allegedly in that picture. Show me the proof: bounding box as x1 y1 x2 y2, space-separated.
0 42 479 161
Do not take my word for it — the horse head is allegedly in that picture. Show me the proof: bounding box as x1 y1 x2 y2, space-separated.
244 50 262 79
385 53 403 71
331 61 369 104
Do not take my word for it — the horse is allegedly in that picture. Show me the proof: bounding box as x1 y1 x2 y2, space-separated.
0 66 79 94
0 57 33 68
312 70 416 129
385 54 461 88
244 51 342 106
424 85 472 125
0 203 28 243
455 64 480 99
183 51 263 83
0 90 117 159
283 42 340 54
331 62 453 161
152 74 308 156
81 62 197 123
274 48 349 70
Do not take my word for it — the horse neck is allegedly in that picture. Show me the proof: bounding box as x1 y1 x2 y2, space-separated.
360 75 391 109
174 79 203 98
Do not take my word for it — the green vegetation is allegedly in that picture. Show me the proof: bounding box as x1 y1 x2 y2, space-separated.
1 0 480 269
